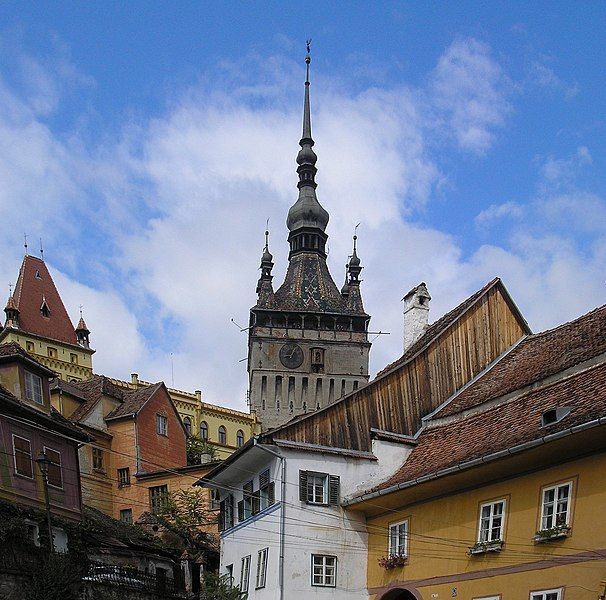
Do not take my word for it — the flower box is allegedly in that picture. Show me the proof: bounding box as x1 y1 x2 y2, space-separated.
468 540 503 555
378 554 408 569
534 525 571 543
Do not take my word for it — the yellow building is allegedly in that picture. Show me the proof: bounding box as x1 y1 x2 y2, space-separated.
346 305 606 600
110 373 260 460
1 255 94 381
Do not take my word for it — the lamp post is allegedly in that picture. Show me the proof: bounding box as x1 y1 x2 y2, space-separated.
35 451 54 553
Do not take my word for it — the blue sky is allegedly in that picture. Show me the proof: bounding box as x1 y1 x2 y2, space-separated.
0 2 604 407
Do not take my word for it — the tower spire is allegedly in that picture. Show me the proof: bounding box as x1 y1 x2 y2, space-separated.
286 41 330 256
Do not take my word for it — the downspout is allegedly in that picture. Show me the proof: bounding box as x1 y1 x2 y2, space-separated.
255 440 286 600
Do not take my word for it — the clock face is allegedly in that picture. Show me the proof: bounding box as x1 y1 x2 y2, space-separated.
279 343 304 369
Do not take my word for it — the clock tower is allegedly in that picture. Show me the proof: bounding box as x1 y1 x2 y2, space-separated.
248 46 371 431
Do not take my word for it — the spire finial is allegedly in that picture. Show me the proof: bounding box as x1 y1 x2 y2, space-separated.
265 218 270 250
39 238 44 260
305 39 312 84
79 304 84 318
24 234 28 256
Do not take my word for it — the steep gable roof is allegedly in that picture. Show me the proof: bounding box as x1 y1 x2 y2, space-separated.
6 256 79 345
434 304 606 418
367 360 606 496
105 382 164 420
66 375 126 422
263 278 529 450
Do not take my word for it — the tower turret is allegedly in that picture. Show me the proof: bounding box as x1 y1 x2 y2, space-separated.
256 230 275 307
4 292 19 329
76 311 91 349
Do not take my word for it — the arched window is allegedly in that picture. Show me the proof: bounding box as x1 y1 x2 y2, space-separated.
218 426 227 445
200 421 208 440
183 416 191 435
236 430 244 448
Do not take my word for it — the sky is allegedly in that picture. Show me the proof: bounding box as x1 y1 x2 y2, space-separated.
0 2 604 409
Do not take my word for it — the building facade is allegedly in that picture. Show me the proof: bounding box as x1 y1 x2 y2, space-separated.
248 48 371 431
348 305 606 600
1 255 94 381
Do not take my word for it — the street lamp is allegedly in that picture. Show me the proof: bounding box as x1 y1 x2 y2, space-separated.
35 451 54 552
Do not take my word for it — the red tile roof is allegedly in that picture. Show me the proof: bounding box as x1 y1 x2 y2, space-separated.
67 375 126 422
435 305 606 418
105 382 164 420
9 256 79 345
374 361 606 492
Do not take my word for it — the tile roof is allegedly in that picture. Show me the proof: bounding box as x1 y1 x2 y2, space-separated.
373 360 606 492
375 278 528 378
7 256 79 345
435 304 606 418
67 375 127 422
105 382 163 420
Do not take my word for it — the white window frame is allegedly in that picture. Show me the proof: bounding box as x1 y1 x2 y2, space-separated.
474 597 500 600
307 472 328 504
311 554 337 587
156 414 168 436
388 519 409 557
530 589 562 600
540 482 572 530
255 547 268 589
240 555 251 593
43 446 63 489
24 371 43 404
478 499 506 542
12 434 33 479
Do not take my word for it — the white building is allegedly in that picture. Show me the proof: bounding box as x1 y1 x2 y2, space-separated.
198 435 410 599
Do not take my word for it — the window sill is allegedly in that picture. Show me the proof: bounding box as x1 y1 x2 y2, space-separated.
534 527 571 543
469 540 503 555
378 555 408 569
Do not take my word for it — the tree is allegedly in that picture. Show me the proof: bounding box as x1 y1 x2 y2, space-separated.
187 435 218 465
198 573 246 600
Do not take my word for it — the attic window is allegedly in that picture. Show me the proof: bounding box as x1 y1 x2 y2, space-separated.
40 300 50 318
541 407 571 427
35 271 41 279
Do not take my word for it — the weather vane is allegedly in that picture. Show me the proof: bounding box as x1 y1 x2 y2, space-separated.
306 39 312 54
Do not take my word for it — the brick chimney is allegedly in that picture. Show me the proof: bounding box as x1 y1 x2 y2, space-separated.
402 283 431 352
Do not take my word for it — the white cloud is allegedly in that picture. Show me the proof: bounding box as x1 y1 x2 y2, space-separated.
475 201 524 229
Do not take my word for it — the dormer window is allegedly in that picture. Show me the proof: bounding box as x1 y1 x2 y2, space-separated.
35 271 42 279
40 299 50 318
541 407 571 427
24 371 43 404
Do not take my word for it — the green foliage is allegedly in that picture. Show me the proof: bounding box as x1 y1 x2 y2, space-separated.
10 552 88 600
199 572 246 599
187 435 218 464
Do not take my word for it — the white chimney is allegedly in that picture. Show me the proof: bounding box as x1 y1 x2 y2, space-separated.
402 283 431 352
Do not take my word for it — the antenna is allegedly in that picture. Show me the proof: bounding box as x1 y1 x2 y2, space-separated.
24 234 28 256
170 352 175 387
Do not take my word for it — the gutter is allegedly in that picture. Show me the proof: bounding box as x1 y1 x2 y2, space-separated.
343 415 606 506
254 440 286 600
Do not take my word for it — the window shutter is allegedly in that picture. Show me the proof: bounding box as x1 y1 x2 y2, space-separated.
299 470 308 502
219 500 225 532
237 500 244 522
259 469 270 488
252 490 260 515
328 475 340 506
267 481 275 506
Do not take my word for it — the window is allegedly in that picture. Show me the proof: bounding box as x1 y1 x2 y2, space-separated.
47 346 57 358
183 416 192 435
388 520 408 557
478 500 505 542
236 430 244 448
225 564 233 587
149 485 169 514
240 555 251 593
40 301 50 318
70 353 78 364
311 348 325 373
52 527 68 553
299 470 340 506
200 421 208 440
24 520 40 546
156 414 168 436
44 447 62 489
26 341 34 353
219 494 234 531
541 482 572 530
531 590 562 600
13 435 33 478
311 554 337 587
24 371 43 404
255 548 268 589
120 509 133 524
211 488 220 510
218 426 227 445
238 481 253 522
92 447 104 471
118 467 130 487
